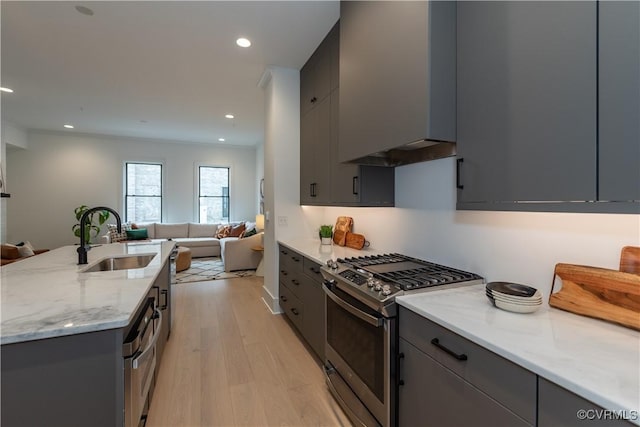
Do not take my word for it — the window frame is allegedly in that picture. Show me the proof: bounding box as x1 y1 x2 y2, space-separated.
197 165 231 224
124 161 164 223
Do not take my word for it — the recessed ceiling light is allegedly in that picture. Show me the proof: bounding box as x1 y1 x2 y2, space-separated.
225 114 234 119
236 37 251 48
218 138 225 142
0 87 14 93
75 5 94 16
63 124 74 129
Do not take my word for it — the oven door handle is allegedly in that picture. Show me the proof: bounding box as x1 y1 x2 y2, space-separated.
323 285 382 327
133 308 162 369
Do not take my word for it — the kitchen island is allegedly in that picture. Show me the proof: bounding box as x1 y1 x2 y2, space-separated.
1 241 175 427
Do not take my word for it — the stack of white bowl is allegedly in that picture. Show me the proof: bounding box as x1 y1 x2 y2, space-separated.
485 282 543 313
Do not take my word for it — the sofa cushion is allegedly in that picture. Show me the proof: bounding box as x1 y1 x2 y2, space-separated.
126 229 149 240
173 237 221 248
135 223 156 239
215 225 232 238
1 243 20 260
228 223 246 238
155 223 189 239
16 241 35 257
188 223 219 238
107 223 132 243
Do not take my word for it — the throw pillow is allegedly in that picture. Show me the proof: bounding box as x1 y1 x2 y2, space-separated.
125 228 149 240
215 225 232 239
1 243 20 260
228 223 246 238
240 228 257 238
107 223 132 243
17 241 35 257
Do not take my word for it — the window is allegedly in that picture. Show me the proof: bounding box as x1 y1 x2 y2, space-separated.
199 166 230 223
125 162 162 223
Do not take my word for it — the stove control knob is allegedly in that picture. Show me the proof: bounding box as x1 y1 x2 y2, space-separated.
326 260 339 270
367 278 376 288
381 285 392 296
374 282 383 292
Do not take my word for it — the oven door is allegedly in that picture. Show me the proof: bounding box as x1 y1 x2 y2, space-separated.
323 281 396 427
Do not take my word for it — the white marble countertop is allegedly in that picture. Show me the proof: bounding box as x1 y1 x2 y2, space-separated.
397 285 640 424
278 237 391 265
1 241 175 345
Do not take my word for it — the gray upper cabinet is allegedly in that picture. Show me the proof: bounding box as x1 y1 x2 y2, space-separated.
300 94 332 205
300 20 395 207
338 1 456 164
329 90 395 206
598 1 640 204
456 1 597 206
457 1 639 213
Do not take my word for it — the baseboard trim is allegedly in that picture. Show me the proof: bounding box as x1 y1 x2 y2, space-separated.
261 285 282 314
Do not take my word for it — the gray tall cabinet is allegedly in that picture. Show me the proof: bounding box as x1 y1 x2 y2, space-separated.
456 1 639 213
300 21 394 207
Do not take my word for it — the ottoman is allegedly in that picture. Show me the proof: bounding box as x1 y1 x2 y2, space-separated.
175 246 192 272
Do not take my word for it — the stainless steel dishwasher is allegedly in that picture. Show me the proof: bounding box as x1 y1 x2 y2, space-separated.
123 297 162 427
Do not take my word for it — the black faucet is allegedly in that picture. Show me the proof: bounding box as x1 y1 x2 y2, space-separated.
77 206 122 264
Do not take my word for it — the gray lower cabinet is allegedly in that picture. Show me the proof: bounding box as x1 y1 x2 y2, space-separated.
456 1 639 213
2 329 125 427
278 245 325 360
399 307 535 427
538 378 634 426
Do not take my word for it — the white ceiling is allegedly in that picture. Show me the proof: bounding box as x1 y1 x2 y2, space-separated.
1 1 339 146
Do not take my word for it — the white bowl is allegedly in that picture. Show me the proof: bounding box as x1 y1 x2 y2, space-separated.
494 299 541 313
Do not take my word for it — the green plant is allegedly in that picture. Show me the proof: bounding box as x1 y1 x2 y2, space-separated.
319 225 333 238
72 205 111 244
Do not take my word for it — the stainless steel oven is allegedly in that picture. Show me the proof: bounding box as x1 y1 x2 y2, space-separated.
124 297 162 427
324 281 396 427
321 253 484 427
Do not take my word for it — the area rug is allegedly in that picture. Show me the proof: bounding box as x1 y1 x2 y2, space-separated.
174 257 256 284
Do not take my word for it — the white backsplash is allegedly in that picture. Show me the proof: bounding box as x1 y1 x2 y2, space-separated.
302 158 639 301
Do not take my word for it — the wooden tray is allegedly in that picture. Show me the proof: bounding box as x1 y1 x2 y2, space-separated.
620 246 640 274
550 263 640 330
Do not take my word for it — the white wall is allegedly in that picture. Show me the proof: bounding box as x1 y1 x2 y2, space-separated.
260 67 308 313
305 158 640 301
6 131 257 249
1 121 28 243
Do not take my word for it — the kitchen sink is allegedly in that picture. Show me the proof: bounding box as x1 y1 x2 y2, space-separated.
81 254 156 272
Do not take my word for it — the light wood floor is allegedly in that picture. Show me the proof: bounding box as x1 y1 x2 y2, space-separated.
146 276 352 427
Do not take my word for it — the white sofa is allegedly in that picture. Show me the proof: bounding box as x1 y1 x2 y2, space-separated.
101 222 263 271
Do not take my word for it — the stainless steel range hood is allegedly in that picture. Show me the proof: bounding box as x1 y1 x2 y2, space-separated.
343 139 457 167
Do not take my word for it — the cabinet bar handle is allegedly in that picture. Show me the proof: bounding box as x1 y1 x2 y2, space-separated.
398 352 405 386
280 270 288 276
291 256 301 263
352 176 359 195
431 338 468 361
280 295 288 302
160 289 168 310
291 308 300 316
456 158 464 190
291 279 300 286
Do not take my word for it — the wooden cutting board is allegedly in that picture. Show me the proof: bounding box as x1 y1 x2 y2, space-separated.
550 263 640 330
620 246 640 274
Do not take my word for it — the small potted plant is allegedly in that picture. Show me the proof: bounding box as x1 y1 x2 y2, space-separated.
319 225 333 245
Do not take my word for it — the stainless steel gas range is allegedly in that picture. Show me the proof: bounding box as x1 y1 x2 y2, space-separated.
320 253 484 427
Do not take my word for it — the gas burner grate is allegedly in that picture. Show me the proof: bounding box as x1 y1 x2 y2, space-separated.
339 253 483 291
